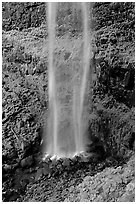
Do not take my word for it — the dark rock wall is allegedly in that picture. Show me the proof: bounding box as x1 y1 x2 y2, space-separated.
2 2 83 36
2 2 46 31
92 2 135 107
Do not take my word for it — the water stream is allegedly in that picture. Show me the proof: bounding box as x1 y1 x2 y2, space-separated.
45 2 91 158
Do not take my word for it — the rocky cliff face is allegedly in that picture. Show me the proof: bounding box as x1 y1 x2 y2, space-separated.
93 2 135 107
2 3 135 106
2 2 135 202
2 2 46 31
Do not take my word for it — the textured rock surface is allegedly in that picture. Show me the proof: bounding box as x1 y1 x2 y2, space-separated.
2 2 46 31
93 2 135 107
2 2 135 202
9 153 133 202
65 155 134 202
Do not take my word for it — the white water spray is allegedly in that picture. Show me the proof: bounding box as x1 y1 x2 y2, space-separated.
45 2 91 158
47 2 58 155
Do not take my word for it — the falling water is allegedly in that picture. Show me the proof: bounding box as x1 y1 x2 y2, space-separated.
47 2 58 155
79 2 91 151
73 2 91 154
45 2 91 158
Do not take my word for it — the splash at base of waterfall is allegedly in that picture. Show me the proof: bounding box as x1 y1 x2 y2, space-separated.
42 151 84 161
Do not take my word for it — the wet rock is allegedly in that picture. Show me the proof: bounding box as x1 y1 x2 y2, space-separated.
22 142 35 158
9 192 19 202
21 178 30 189
56 163 63 174
51 158 58 167
12 162 19 170
87 136 106 161
71 156 78 165
35 168 43 181
62 158 71 170
42 166 51 176
80 153 93 163
35 166 51 180
42 162 51 174
20 155 34 168
3 164 12 172
43 157 52 165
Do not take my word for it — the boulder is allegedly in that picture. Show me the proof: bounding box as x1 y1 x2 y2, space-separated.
20 155 34 168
